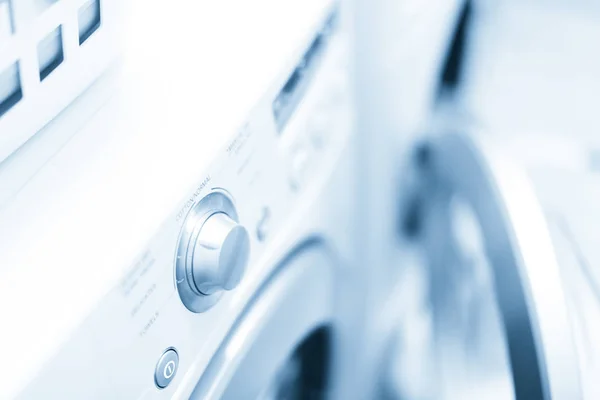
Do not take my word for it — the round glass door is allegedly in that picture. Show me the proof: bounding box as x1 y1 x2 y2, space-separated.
190 243 336 400
257 327 330 400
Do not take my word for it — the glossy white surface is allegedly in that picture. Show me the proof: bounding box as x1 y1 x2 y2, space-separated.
0 0 333 397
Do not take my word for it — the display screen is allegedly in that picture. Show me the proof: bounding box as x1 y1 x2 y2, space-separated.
272 9 338 133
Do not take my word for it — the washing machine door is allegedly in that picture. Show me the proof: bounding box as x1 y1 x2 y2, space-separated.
390 133 586 399
190 241 335 400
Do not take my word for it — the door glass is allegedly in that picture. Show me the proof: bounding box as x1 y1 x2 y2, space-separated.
258 327 330 400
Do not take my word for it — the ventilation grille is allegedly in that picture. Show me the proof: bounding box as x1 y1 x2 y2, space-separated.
0 0 119 163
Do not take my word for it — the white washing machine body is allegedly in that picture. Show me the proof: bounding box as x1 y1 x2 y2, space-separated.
0 1 358 398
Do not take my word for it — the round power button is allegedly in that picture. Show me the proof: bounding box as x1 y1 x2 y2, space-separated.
155 349 179 389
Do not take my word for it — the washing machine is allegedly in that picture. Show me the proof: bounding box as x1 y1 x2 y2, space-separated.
0 0 359 398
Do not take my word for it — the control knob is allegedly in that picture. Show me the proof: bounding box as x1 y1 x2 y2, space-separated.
175 191 250 313
191 212 250 295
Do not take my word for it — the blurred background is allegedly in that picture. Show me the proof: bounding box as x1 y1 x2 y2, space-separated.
354 0 600 398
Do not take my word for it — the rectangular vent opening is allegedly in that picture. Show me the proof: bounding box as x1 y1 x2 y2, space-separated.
0 61 22 117
38 25 64 81
78 0 101 45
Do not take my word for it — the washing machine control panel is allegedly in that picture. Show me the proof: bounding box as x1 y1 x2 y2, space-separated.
15 4 350 399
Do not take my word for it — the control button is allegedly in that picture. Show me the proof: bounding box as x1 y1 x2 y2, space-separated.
307 114 329 150
289 147 309 190
191 212 250 295
330 73 348 103
256 207 271 241
155 349 179 389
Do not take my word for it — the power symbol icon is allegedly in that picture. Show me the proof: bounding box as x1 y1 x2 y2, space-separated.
155 349 179 389
163 360 176 379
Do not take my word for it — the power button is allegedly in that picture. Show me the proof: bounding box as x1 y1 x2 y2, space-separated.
154 348 179 389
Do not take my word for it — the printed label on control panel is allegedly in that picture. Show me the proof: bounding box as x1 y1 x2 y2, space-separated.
175 175 211 222
139 311 160 337
130 283 157 318
120 250 156 296
226 123 252 156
